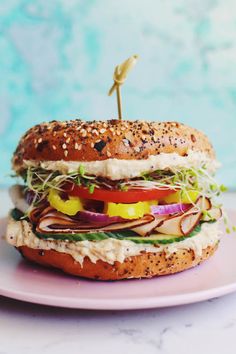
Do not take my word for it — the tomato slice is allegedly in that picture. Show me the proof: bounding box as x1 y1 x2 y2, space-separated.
68 185 175 203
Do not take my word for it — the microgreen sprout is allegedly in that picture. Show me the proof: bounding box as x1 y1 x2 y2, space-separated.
88 184 95 194
119 184 129 192
220 184 228 192
79 165 85 177
17 166 96 205
120 166 226 207
14 163 226 213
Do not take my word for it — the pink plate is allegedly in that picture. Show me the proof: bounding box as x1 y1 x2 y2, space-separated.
0 211 236 310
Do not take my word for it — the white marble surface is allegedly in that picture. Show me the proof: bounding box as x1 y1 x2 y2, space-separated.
0 190 236 354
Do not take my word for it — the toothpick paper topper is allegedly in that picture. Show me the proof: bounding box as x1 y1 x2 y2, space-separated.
108 55 139 120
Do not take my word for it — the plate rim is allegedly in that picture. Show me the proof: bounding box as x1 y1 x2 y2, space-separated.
1 278 236 310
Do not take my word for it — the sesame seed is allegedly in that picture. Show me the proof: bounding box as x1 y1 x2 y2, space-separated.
92 129 99 136
81 129 87 137
63 133 67 138
52 145 57 150
153 136 158 142
91 142 94 148
75 143 82 150
53 132 57 137
116 131 121 136
64 150 68 157
107 151 111 157
66 137 70 143
62 143 67 149
38 138 42 143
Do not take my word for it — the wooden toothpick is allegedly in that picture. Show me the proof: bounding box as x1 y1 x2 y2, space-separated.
108 55 138 120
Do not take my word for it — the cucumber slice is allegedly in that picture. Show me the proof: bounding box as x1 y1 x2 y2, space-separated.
35 229 138 242
126 224 202 244
35 224 201 244
36 232 109 242
126 234 189 245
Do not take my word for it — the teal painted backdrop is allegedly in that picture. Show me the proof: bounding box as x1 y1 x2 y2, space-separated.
0 0 235 187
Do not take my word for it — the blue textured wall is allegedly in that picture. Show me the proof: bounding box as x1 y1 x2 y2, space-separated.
0 0 235 187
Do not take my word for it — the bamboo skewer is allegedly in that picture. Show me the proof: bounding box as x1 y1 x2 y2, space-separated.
108 55 138 120
116 86 122 120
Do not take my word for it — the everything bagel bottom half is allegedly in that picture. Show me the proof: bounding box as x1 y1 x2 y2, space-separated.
18 243 218 281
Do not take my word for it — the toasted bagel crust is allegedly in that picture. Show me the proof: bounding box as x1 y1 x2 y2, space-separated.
18 243 218 280
12 120 215 172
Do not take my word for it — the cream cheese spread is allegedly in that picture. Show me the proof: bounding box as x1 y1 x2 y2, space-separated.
6 218 220 265
22 150 220 180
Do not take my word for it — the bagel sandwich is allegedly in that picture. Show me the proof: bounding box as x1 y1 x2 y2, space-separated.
6 119 223 280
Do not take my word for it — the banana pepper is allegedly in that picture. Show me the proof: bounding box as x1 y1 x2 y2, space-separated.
105 200 157 219
48 189 83 216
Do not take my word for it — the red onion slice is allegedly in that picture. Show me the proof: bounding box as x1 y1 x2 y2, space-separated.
151 203 191 215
